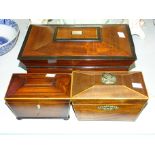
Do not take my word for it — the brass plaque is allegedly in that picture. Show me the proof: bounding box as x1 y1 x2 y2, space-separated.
71 30 83 35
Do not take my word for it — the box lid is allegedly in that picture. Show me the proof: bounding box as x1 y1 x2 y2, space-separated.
71 71 148 100
5 73 71 100
18 24 136 61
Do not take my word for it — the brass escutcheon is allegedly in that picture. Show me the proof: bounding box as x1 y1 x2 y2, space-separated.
101 73 117 85
97 105 119 111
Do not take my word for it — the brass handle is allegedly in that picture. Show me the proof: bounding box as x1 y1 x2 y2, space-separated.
36 104 41 110
97 105 119 111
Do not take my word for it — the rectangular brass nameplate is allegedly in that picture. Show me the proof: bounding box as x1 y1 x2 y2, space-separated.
71 30 83 35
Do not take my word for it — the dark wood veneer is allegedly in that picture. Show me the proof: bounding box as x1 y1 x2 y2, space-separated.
18 24 136 72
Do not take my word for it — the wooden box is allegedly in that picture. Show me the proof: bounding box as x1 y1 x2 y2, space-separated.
18 24 136 73
5 73 71 120
71 71 148 121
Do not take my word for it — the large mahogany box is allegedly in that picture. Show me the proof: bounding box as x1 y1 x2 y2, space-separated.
71 71 148 121
18 24 136 73
5 73 71 120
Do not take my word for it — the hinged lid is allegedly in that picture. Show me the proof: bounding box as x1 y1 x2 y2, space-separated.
18 24 136 61
5 73 71 100
71 71 148 100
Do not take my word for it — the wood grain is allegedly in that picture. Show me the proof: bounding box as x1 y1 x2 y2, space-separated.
5 73 71 119
18 24 136 72
72 100 147 121
6 100 69 119
71 71 148 121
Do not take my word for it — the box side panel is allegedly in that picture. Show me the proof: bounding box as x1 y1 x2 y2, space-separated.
72 99 147 121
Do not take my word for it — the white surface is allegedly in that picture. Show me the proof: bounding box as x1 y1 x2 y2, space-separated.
0 19 155 135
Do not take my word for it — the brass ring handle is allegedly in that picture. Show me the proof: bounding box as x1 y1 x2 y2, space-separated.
97 105 119 111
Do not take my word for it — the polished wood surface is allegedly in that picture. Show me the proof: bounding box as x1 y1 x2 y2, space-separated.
18 24 136 72
26 66 129 73
5 73 71 119
19 24 135 57
22 59 132 73
71 71 148 121
22 59 134 67
6 100 69 119
72 100 146 121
